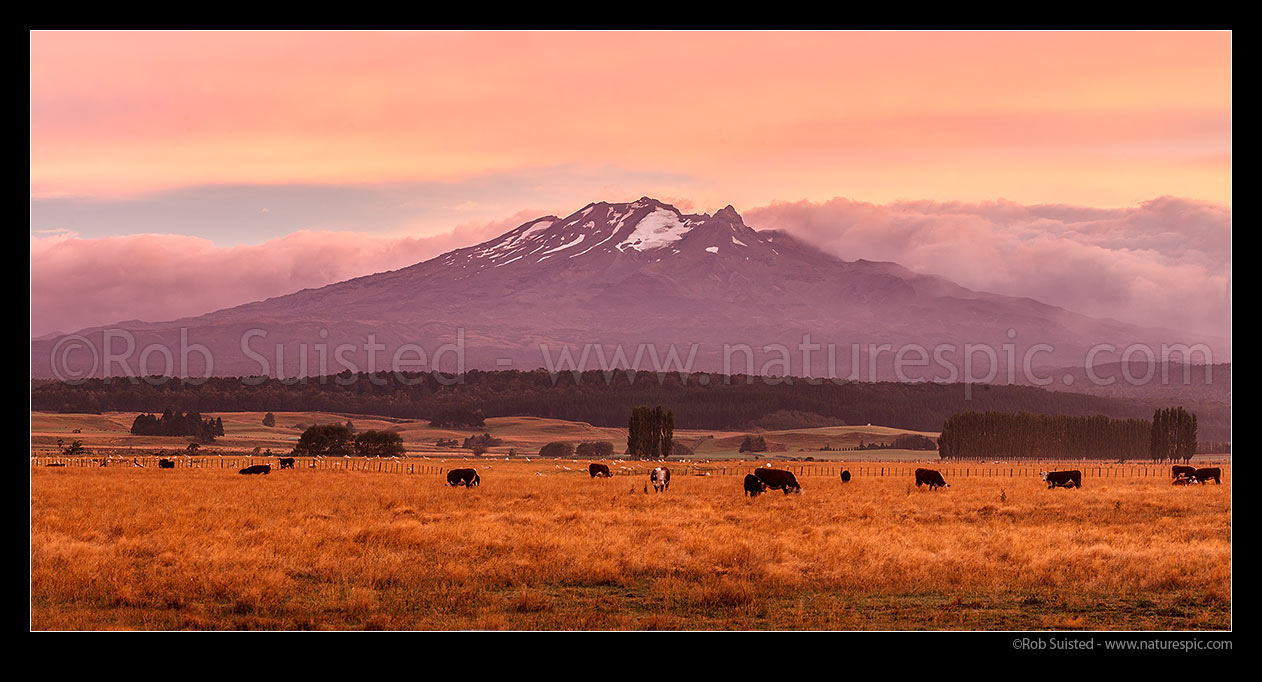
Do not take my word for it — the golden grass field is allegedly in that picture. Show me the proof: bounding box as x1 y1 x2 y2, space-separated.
30 456 1231 631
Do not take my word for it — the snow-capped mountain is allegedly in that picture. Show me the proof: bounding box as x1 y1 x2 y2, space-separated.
31 198 1229 380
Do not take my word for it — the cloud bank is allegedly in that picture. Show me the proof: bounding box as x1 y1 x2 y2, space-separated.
31 197 1231 342
744 196 1231 340
30 212 536 337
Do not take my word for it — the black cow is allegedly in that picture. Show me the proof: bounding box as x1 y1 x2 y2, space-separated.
1193 467 1221 484
278 457 295 470
158 458 176 469
650 467 671 492
753 467 802 495
589 463 612 478
239 464 270 475
1040 470 1082 489
447 468 480 487
1172 465 1196 480
743 474 768 497
840 470 852 483
45 462 65 467
914 468 949 490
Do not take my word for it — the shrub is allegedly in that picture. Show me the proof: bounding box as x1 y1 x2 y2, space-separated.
292 424 354 457
575 441 614 458
538 442 575 458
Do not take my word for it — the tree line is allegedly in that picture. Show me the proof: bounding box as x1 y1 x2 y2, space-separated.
627 405 673 460
938 409 1198 461
130 409 223 443
1150 407 1198 463
32 369 1230 442
291 423 405 458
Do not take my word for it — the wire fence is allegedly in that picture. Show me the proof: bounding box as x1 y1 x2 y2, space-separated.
31 456 1230 483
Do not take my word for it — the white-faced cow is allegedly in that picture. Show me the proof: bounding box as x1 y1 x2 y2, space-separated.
239 464 270 475
447 468 480 487
914 468 949 490
1040 470 1082 489
589 463 612 478
650 467 670 492
753 467 802 495
743 474 768 497
1192 467 1221 484
1172 465 1196 480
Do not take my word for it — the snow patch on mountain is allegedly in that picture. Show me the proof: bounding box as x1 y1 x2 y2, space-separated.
617 208 692 252
541 233 585 255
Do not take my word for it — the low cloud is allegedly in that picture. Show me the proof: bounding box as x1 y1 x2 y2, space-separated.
744 196 1231 339
30 211 538 337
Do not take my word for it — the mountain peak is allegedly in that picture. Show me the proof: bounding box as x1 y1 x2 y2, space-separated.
712 204 743 223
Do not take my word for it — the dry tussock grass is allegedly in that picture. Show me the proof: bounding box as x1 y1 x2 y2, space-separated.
30 461 1230 630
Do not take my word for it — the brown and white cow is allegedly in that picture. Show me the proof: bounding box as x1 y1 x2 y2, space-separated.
1192 467 1221 484
1040 470 1082 489
1172 465 1197 481
743 474 768 497
589 463 612 478
650 467 670 492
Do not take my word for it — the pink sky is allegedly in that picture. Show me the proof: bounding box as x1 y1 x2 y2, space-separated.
29 31 1231 337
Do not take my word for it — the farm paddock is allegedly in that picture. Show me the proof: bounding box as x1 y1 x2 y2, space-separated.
30 460 1230 630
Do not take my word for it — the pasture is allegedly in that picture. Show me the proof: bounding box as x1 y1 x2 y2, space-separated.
30 411 944 460
30 458 1230 630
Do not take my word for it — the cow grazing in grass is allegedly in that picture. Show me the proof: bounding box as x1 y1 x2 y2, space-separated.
239 464 270 475
447 468 480 487
158 458 176 469
1172 476 1195 486
743 474 768 497
914 468 949 490
589 463 612 478
840 470 852 483
754 467 802 495
1193 467 1222 484
1172 465 1196 480
278 457 295 470
1040 470 1082 489
650 467 670 492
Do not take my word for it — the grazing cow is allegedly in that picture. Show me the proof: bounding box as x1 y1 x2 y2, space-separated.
840 470 852 483
447 468 480 487
1192 467 1222 484
743 474 768 497
1172 476 1195 486
753 467 802 495
650 467 671 492
46 462 65 467
589 463 612 478
914 468 949 490
1172 465 1196 480
158 458 176 469
1040 470 1082 489
239 464 270 475
278 457 296 470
